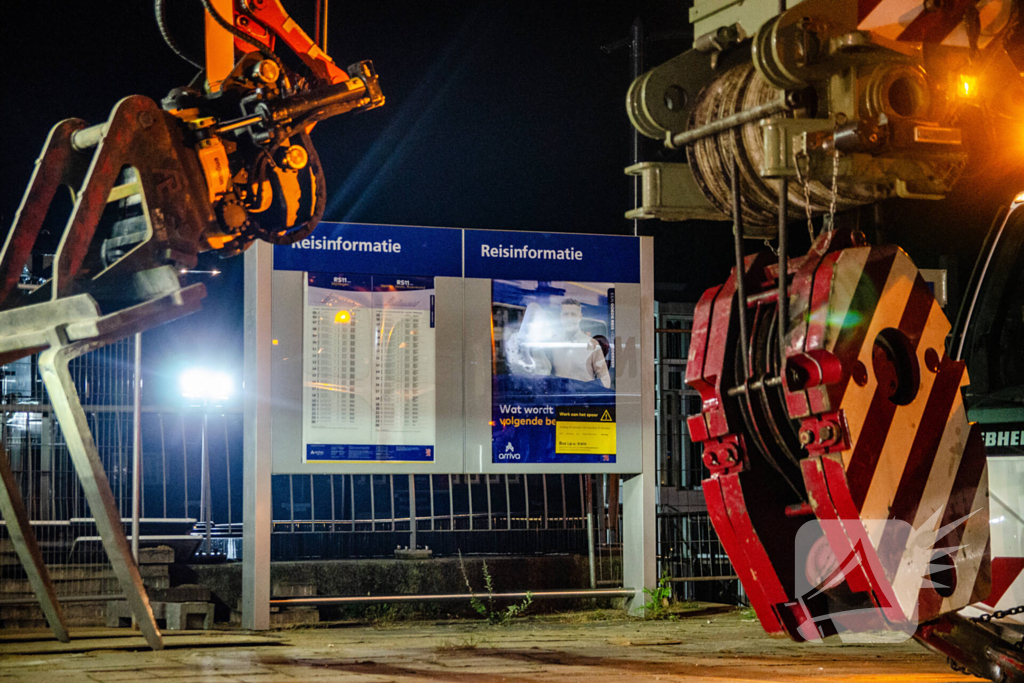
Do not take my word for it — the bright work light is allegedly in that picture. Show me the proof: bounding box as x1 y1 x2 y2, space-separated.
957 74 978 98
180 368 233 401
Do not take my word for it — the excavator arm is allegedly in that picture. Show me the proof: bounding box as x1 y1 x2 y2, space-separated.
0 0 383 649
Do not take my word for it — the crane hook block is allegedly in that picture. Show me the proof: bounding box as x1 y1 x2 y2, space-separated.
686 229 990 642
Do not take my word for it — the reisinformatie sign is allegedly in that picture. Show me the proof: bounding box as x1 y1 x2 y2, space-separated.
270 221 650 475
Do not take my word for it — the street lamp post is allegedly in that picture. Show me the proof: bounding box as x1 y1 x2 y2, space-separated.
180 369 232 556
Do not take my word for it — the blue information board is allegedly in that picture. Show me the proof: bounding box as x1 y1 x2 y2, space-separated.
463 229 640 282
275 222 462 277
270 221 646 473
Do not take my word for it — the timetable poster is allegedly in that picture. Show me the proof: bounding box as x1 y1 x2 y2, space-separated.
491 280 616 464
303 272 436 463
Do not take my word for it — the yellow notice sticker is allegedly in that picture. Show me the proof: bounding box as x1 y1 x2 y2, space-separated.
555 407 616 455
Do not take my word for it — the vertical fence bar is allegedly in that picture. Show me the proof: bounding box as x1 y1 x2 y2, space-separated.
485 474 493 531
202 412 211 554
341 475 347 529
329 474 336 532
408 474 417 549
117 361 126 517
369 475 376 531
388 474 394 531
542 475 549 529
524 475 530 530
181 414 189 519
289 474 295 532
429 474 435 531
579 474 586 527
159 413 167 518
131 333 142 562
504 475 511 530
560 474 567 528
223 415 232 528
447 474 454 530
587 512 596 589
467 474 474 531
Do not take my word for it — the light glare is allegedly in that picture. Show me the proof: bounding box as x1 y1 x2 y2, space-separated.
957 74 977 98
180 368 232 401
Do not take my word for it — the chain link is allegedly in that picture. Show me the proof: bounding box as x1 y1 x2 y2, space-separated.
828 148 839 228
972 604 1024 623
972 604 1024 655
946 604 1024 675
793 150 815 243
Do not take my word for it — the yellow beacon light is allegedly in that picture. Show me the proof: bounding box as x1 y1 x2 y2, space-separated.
334 310 352 324
957 74 978 98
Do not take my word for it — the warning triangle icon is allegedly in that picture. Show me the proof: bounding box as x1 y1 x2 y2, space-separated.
600 410 612 422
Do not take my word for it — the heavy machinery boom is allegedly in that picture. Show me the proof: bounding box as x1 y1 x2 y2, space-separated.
0 0 383 648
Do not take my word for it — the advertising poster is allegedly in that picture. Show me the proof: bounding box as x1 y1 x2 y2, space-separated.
303 272 436 462
491 280 616 464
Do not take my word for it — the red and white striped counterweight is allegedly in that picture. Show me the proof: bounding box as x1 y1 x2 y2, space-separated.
686 228 990 642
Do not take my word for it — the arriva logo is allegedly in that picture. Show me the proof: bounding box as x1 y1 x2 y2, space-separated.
499 441 521 461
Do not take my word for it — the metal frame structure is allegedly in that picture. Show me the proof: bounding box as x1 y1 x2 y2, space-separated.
243 233 658 624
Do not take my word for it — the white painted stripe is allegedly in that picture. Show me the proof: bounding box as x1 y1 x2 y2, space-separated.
859 0 1007 46
940 462 990 614
860 300 949 528
858 0 924 40
890 395 969 616
837 251 918 468
825 247 871 354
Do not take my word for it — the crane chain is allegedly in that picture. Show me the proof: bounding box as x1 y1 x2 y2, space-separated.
973 604 1024 625
973 604 1024 654
944 606 1024 678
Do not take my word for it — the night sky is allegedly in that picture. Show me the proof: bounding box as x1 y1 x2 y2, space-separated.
1 1 736 401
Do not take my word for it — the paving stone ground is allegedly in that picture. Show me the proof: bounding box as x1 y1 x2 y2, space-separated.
0 606 987 682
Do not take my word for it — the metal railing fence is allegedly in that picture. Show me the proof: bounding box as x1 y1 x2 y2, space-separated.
2 375 610 567
1 339 137 600
654 303 741 603
0 302 738 601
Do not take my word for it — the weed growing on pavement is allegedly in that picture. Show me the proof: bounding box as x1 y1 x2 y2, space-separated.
641 570 674 619
363 603 414 628
436 634 488 652
458 550 533 626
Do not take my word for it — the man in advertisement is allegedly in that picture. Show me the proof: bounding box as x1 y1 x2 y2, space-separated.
550 298 611 388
